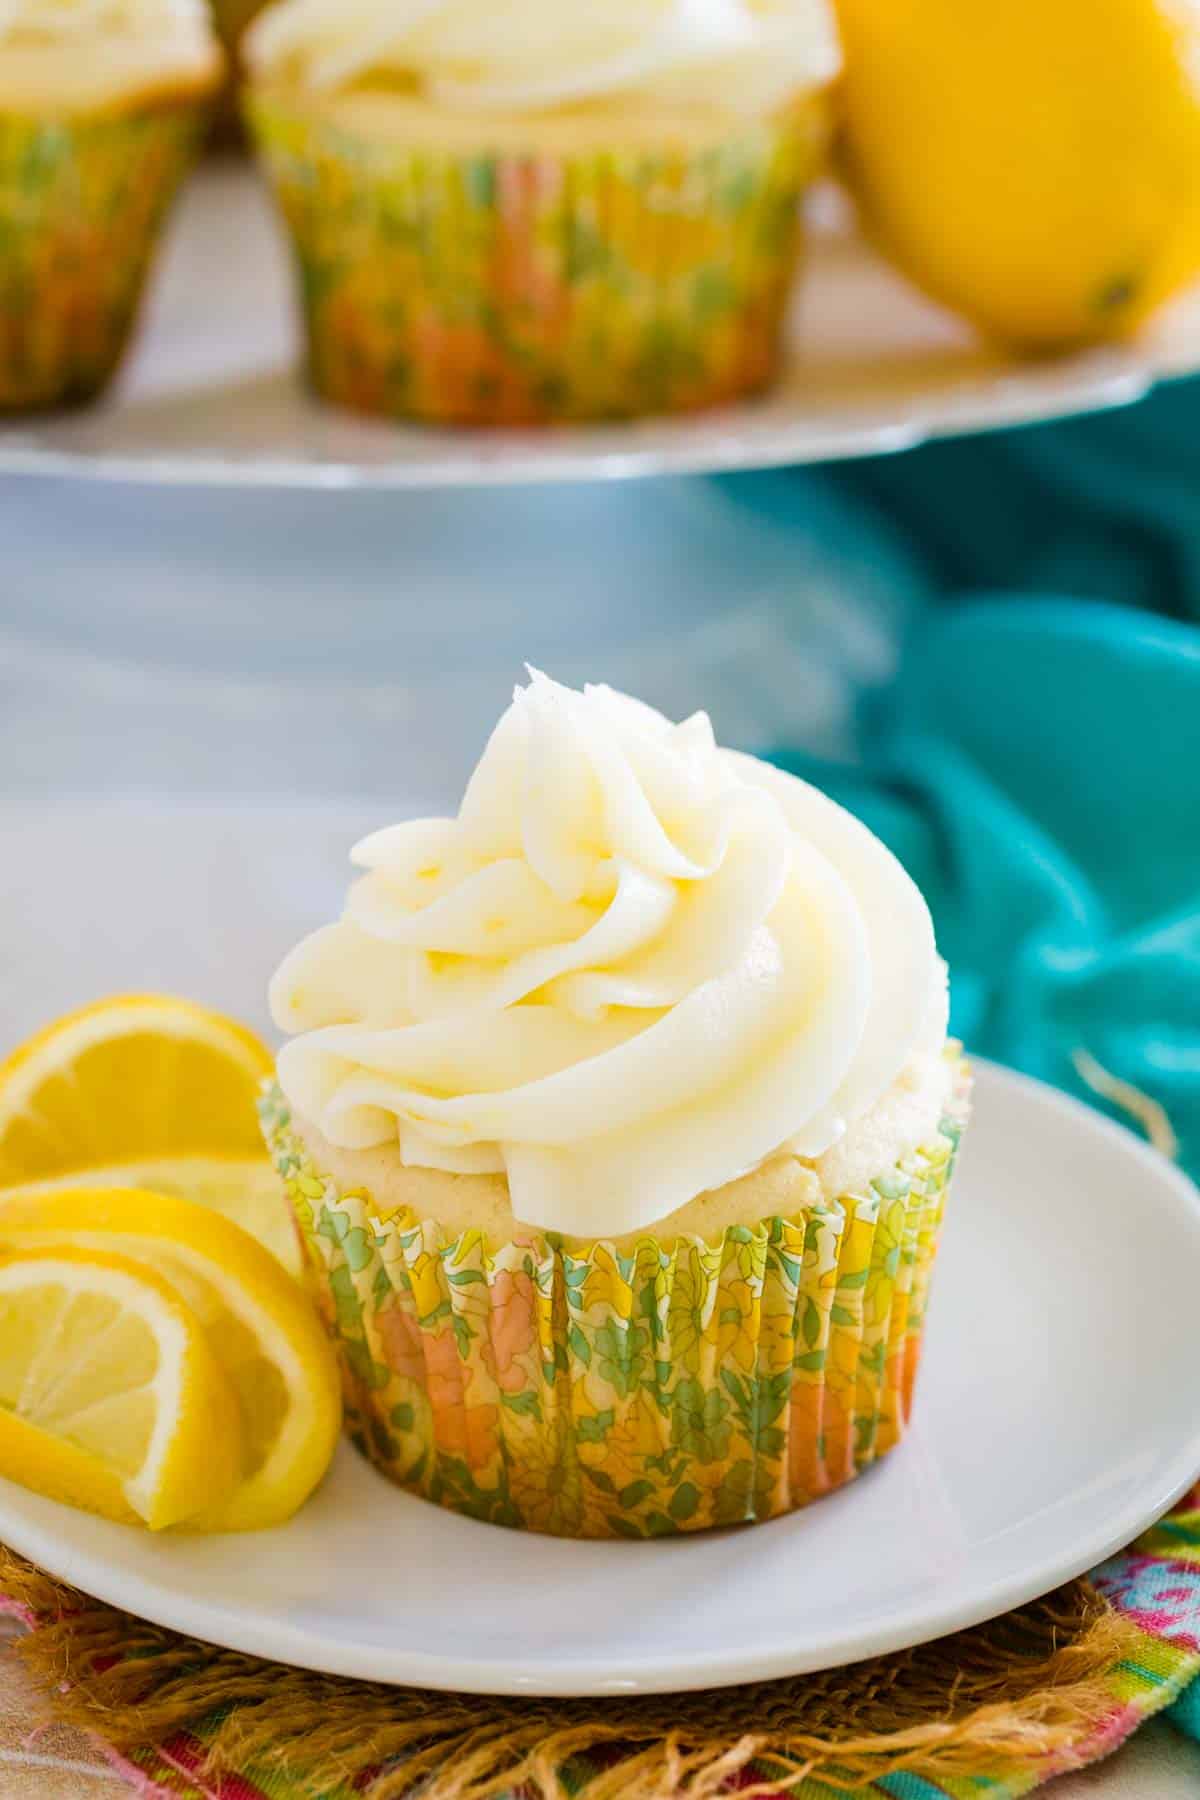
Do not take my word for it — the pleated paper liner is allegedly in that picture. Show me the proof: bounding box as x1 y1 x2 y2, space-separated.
260 1053 970 1539
7 1500 1200 1800
245 89 828 424
0 101 207 412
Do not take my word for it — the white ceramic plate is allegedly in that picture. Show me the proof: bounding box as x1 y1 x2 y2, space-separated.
0 1060 1198 1695
1 162 1198 488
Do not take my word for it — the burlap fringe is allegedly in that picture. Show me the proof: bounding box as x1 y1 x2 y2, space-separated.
1072 1048 1180 1161
1 1547 1138 1799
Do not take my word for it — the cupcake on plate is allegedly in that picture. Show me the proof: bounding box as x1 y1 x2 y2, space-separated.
0 0 222 411
262 673 969 1539
242 0 839 424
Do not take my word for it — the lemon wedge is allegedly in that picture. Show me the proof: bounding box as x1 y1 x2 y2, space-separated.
0 996 301 1278
0 1188 341 1532
0 1246 242 1530
0 994 273 1185
15 1156 305 1281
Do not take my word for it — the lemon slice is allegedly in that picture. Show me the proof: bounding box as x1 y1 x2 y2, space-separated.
15 1156 305 1281
0 1246 242 1530
0 994 273 1186
0 1188 341 1532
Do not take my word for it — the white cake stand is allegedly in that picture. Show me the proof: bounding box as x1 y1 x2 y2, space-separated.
2 167 1199 1791
0 160 1197 489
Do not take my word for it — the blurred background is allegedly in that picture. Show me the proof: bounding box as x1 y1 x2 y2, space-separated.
0 8 1197 1789
0 0 1198 1173
4 393 1197 1183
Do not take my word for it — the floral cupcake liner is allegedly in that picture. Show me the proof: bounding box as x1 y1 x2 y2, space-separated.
0 101 206 412
260 1053 970 1539
246 91 827 424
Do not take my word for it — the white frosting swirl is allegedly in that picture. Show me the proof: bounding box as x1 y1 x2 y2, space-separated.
0 0 209 42
246 0 839 115
0 0 221 109
273 674 947 1240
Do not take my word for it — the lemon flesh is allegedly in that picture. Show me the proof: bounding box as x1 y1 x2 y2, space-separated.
0 1188 341 1531
0 993 273 1185
0 1246 242 1530
15 1155 306 1281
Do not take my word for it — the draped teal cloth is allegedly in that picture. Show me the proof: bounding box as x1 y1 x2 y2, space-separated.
735 376 1200 1738
770 598 1200 1183
735 375 1200 1180
1174 1674 1200 1739
821 371 1200 623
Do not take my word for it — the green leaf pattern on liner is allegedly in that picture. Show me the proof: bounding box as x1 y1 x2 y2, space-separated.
0 105 205 412
244 91 828 425
258 1054 969 1538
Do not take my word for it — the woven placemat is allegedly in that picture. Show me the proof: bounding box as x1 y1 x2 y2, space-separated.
3 1492 1200 1800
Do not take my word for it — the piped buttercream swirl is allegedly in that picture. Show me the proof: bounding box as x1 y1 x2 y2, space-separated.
0 0 210 42
246 0 839 115
0 0 221 110
272 673 947 1239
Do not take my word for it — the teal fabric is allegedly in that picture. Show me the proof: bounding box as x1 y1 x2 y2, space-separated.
769 598 1200 1183
820 375 1200 623
1172 1673 1200 1738
735 376 1200 1742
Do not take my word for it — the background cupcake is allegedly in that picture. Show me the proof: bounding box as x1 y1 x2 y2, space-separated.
205 0 267 136
263 672 969 1538
243 0 839 424
0 0 222 412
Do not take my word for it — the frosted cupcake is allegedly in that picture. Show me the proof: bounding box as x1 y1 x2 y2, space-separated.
243 0 839 423
0 0 221 411
263 674 969 1538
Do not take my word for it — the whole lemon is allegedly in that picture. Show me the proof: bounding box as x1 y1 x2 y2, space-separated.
834 0 1200 348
